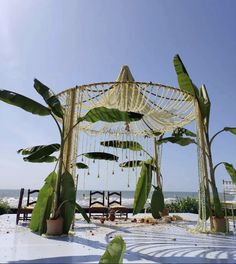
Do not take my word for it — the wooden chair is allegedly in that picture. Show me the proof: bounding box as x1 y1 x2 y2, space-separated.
89 191 108 219
16 188 39 225
108 191 129 220
222 180 236 229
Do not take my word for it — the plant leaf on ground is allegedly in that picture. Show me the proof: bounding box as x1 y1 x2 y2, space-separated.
99 235 126 264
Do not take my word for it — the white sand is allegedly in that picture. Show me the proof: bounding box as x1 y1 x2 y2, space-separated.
0 213 236 263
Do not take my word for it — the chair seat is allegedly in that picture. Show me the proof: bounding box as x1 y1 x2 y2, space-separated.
222 201 236 208
90 203 107 208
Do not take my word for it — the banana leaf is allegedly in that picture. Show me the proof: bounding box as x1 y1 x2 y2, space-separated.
173 55 211 128
151 186 164 219
133 160 153 214
22 144 60 162
23 155 57 163
30 171 57 234
172 127 196 137
18 143 60 155
99 235 126 264
78 107 143 123
60 171 76 234
75 203 90 223
82 152 119 161
156 136 195 146
224 127 236 135
119 160 143 168
223 162 236 184
76 162 89 169
34 79 64 118
173 55 199 97
101 140 142 151
0 89 50 116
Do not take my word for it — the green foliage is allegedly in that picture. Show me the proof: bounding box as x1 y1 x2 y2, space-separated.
173 55 210 129
199 85 211 131
133 160 153 214
119 160 143 168
223 162 236 184
82 152 119 161
78 106 143 123
34 79 64 118
0 199 11 215
99 235 126 264
30 171 57 235
76 162 89 169
101 140 142 151
75 203 90 223
60 171 76 234
20 144 60 163
156 136 195 146
0 89 50 116
224 127 236 135
23 156 57 163
18 144 60 156
151 186 164 219
166 197 198 214
173 55 198 97
172 127 196 137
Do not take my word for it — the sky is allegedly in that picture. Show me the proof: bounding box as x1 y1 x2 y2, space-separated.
0 0 235 192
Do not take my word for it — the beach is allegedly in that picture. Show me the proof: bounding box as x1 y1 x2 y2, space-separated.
1 213 236 263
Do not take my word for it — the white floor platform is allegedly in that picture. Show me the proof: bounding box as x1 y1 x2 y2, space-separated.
0 213 236 263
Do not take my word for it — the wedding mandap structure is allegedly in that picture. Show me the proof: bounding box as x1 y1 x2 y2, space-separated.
56 65 209 232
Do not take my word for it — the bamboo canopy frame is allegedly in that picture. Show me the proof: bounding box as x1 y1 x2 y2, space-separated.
56 65 209 232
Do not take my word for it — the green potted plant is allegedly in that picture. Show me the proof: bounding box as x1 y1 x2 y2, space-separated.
0 80 143 235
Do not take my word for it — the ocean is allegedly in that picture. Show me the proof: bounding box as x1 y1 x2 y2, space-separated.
0 189 200 208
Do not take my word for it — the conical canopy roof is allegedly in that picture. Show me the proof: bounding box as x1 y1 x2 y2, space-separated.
116 65 135 82
57 65 195 136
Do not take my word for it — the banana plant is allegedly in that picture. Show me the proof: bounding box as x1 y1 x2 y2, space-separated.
173 54 236 220
100 138 164 217
0 81 143 235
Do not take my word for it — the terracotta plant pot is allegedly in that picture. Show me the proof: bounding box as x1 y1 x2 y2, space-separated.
161 208 169 217
212 216 227 233
46 217 64 235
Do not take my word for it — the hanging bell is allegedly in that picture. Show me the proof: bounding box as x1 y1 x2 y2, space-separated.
97 174 100 178
112 170 114 175
87 171 90 176
93 159 95 163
